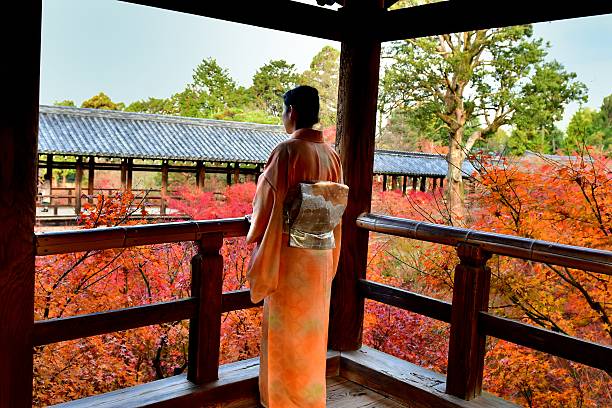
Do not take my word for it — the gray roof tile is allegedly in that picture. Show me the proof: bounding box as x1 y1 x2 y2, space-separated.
38 105 474 177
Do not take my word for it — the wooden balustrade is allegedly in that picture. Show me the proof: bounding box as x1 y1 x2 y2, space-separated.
357 212 612 400
31 213 612 406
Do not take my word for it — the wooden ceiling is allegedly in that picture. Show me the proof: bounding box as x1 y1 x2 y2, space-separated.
121 0 612 42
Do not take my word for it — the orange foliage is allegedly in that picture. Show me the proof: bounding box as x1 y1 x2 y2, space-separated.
34 153 611 407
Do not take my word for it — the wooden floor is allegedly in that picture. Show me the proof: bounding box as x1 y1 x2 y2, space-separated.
220 376 412 408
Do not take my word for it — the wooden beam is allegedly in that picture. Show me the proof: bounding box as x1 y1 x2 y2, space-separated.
330 0 384 351
33 298 197 346
379 1 612 42
0 1 40 405
121 0 344 41
358 279 451 323
479 312 612 373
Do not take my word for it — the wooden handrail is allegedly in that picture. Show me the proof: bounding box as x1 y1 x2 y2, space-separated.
35 218 250 255
357 213 612 275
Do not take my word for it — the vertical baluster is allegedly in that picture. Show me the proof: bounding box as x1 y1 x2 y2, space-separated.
188 233 224 384
446 243 492 400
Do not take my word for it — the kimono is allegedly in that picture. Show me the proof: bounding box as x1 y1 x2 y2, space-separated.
246 128 343 408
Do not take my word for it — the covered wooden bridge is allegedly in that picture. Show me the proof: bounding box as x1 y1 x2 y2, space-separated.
2 1 612 407
37 105 469 218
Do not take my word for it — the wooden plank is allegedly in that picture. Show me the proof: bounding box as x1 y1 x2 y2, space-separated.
222 289 262 313
33 298 197 346
356 214 612 275
330 0 384 352
35 218 249 255
358 279 451 323
52 352 341 407
446 245 491 400
188 233 224 383
479 312 612 373
340 347 517 408
121 0 343 41
0 2 41 406
379 1 612 42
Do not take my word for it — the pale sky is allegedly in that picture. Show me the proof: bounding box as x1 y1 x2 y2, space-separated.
40 0 612 130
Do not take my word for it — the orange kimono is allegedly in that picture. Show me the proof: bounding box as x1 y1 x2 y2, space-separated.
246 128 343 408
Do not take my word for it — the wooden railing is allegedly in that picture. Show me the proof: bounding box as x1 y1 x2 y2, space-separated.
33 214 612 405
34 218 261 386
357 213 612 400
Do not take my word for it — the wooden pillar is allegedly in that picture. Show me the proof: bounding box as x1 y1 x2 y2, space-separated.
382 174 387 191
391 175 398 191
87 156 95 203
233 162 240 184
126 158 133 192
226 163 232 186
188 233 223 384
0 2 40 406
433 177 438 190
255 164 261 184
120 159 127 190
446 244 492 400
75 157 83 215
412 176 418 191
420 176 426 192
195 161 205 191
329 0 383 351
402 175 407 195
46 154 53 212
440 177 444 189
160 161 168 215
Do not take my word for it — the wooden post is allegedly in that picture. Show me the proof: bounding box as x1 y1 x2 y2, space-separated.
188 233 224 384
233 162 240 184
391 175 399 191
0 1 40 405
75 157 83 215
446 244 492 400
440 177 444 189
255 164 262 184
420 176 426 192
412 176 418 191
433 177 438 190
195 161 205 191
402 175 407 195
330 0 383 351
47 154 53 213
160 161 168 215
226 163 232 186
382 174 387 191
87 156 95 203
126 158 133 192
120 159 127 190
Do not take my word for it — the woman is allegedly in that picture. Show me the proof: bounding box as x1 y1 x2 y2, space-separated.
246 86 345 407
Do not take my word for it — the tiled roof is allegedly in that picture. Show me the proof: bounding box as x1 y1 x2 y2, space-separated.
38 105 475 177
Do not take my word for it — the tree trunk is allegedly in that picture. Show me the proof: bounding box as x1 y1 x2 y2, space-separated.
446 128 466 225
